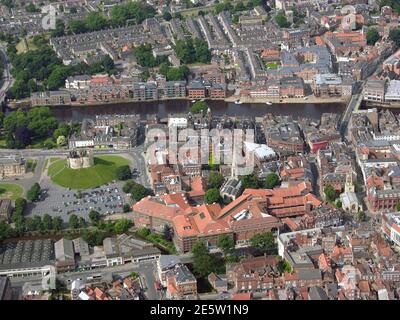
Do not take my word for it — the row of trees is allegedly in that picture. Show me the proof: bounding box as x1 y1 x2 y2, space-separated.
214 0 266 15
240 173 280 189
67 3 156 35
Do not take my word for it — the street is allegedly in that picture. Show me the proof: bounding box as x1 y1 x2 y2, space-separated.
0 44 13 105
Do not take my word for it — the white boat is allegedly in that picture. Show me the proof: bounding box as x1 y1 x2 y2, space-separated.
234 99 243 104
266 101 272 105
191 100 196 103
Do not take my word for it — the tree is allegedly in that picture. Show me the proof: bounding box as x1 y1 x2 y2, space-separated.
163 224 172 241
42 214 53 231
0 221 14 242
250 232 277 254
79 217 87 228
85 12 109 31
131 183 149 202
51 19 65 37
396 202 400 212
264 173 279 189
68 20 88 34
89 210 101 225
25 217 38 232
357 211 367 222
14 197 27 216
217 234 235 256
81 229 106 246
208 171 224 189
27 183 41 202
366 28 381 45
136 227 151 238
389 27 400 48
52 217 63 231
31 216 42 232
277 259 292 273
324 184 337 202
240 174 259 189
116 165 132 181
190 101 209 114
123 203 131 213
123 180 137 193
69 214 79 229
275 11 291 28
205 188 221 204
192 241 218 278
114 219 132 234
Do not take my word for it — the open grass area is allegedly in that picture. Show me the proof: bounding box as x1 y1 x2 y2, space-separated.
266 61 280 69
48 155 129 189
15 36 46 54
0 183 23 200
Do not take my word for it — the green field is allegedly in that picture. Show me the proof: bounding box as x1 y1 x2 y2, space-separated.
48 155 129 189
0 183 24 200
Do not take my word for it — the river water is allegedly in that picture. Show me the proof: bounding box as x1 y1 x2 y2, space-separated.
48 100 346 122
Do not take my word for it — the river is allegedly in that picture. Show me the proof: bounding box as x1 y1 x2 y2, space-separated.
47 100 346 122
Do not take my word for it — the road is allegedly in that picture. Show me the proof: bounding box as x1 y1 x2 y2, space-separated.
0 44 13 105
339 81 364 139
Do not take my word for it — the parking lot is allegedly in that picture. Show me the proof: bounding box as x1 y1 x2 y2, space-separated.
26 181 129 222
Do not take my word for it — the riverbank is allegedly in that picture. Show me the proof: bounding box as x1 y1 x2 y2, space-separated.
226 95 349 104
364 101 400 109
7 95 347 110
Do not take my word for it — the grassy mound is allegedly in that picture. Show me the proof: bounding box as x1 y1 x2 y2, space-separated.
48 155 129 189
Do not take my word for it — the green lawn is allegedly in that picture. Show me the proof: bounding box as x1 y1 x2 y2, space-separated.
0 183 24 200
48 155 129 189
266 62 280 69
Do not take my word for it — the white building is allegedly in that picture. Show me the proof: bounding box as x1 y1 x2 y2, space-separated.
65 75 91 90
385 80 400 102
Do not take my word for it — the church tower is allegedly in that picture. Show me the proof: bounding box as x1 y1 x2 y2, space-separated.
345 171 355 193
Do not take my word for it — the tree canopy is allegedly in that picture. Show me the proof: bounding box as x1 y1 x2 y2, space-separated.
192 241 220 278
190 101 209 114
389 27 400 48
133 44 168 68
123 180 150 201
366 28 381 45
240 174 260 189
26 183 41 202
175 38 211 64
264 173 280 189
324 184 338 202
205 188 221 204
3 107 59 149
250 232 277 254
208 171 225 189
275 11 291 28
116 165 132 181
